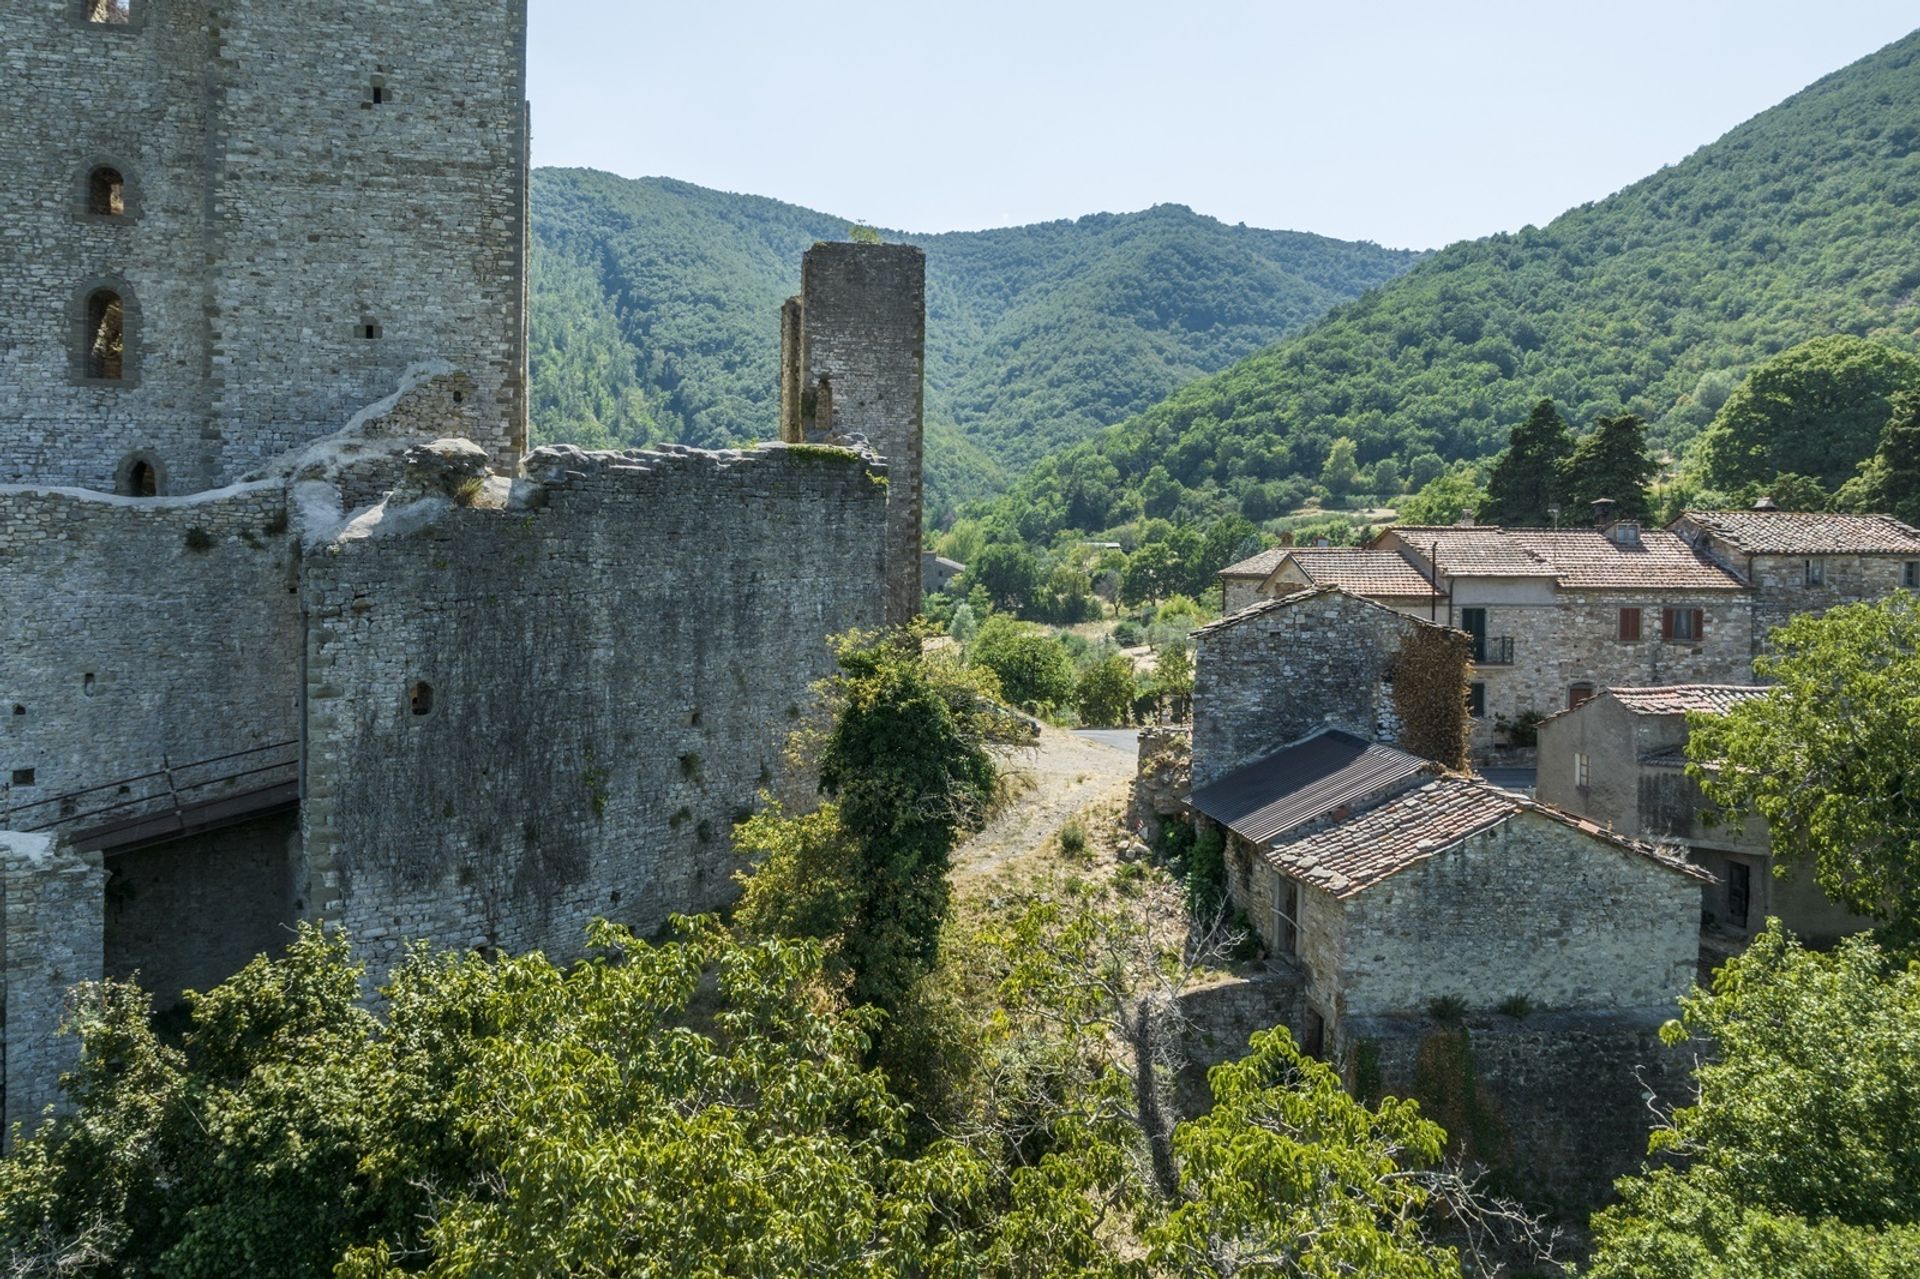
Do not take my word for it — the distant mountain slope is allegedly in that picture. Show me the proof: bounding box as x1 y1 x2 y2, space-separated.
529 171 1422 508
976 30 1920 540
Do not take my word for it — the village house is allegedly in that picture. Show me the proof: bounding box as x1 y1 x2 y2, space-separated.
1219 545 1443 617
1536 684 1875 942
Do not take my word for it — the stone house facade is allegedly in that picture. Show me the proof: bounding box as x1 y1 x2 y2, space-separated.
1671 510 1920 653
1536 685 1874 941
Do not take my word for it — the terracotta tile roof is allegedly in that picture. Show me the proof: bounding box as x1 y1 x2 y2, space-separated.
1385 527 1560 576
1606 685 1769 717
1263 776 1710 898
1274 548 1442 598
1193 585 1461 638
1219 546 1291 579
1385 525 1745 590
1678 510 1920 555
1186 729 1434 846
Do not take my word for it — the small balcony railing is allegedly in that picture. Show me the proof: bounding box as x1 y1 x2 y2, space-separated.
1473 635 1516 666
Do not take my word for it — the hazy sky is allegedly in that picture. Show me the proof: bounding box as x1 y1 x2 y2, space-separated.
527 2 1917 250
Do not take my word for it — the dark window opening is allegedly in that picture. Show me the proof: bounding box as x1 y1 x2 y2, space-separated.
1467 682 1486 717
83 673 96 697
10 705 24 717
1727 861 1752 930
1302 1006 1326 1059
360 323 382 340
1277 877 1299 956
409 682 433 716
1460 607 1487 662
369 76 389 106
85 0 130 24
1907 561 1920 589
1618 607 1642 642
1568 682 1596 711
1804 559 1825 587
85 289 124 379
1663 607 1705 643
88 166 125 216
123 458 157 497
10 768 34 787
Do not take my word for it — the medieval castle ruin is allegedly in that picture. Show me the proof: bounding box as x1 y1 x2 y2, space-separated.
0 0 927 1128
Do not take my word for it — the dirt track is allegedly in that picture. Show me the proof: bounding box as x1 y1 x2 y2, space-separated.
952 726 1136 893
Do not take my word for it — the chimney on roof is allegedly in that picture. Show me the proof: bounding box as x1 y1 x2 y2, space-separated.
1753 495 1780 511
1590 497 1617 527
1457 508 1476 528
1314 536 1331 548
1280 530 1295 547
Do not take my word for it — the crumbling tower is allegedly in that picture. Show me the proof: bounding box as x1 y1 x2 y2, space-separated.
0 0 531 494
780 242 926 627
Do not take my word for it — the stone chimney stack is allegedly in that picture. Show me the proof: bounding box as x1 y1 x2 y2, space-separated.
1457 509 1477 528
780 242 926 628
1590 497 1618 527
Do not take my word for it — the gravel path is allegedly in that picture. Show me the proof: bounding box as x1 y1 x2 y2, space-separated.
953 725 1137 891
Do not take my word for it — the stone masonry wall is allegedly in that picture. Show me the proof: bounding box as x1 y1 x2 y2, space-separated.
1350 1010 1692 1210
299 443 889 971
1191 590 1438 787
1329 810 1700 1020
0 482 301 820
782 243 925 626
2 832 105 1145
1744 553 1917 655
0 0 528 492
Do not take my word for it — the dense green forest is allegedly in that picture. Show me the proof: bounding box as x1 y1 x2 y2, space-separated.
529 171 1422 511
963 30 1920 547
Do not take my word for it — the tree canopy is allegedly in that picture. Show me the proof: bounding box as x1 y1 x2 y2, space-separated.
1565 413 1657 523
1687 593 1920 928
1480 399 1572 526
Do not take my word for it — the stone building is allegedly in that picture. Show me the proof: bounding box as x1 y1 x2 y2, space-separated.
1183 583 1707 1204
1219 545 1442 617
0 1 928 1127
1670 509 1920 652
0 0 531 493
1536 684 1874 941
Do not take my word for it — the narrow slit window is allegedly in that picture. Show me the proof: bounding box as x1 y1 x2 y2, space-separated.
409 682 433 716
85 289 124 379
361 322 382 340
88 166 125 216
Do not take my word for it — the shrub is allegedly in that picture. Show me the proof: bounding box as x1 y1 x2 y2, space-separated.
1111 619 1144 647
1058 820 1089 862
1497 994 1533 1020
1428 994 1468 1024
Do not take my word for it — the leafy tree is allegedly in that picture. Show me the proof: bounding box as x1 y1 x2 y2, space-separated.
968 614 1077 714
1693 335 1920 490
1120 541 1183 606
813 633 1000 1011
1587 925 1920 1278
1396 466 1488 526
1480 399 1573 526
1687 594 1920 927
1848 386 1920 524
1320 436 1361 499
1565 413 1657 523
964 543 1042 615
1075 654 1137 727
1367 455 1404 497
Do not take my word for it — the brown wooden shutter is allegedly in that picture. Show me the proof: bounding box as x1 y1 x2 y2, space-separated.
1661 607 1675 641
1619 608 1641 641
1693 608 1706 640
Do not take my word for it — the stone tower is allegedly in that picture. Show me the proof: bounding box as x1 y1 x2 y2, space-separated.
0 0 530 495
780 242 926 627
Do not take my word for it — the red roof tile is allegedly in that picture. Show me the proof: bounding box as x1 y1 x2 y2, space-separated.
1677 510 1920 555
1385 525 1745 590
1606 685 1769 716
1262 776 1709 898
1272 548 1441 598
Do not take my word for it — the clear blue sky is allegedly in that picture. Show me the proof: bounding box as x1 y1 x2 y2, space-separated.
527 2 1917 250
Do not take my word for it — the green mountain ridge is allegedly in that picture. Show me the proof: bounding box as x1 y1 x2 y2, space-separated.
970 29 1920 544
529 171 1424 509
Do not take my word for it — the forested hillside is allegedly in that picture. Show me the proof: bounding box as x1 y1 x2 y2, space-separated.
530 171 1421 509
970 30 1920 544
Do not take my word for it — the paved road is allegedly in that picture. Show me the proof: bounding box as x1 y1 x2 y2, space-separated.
1073 728 1141 754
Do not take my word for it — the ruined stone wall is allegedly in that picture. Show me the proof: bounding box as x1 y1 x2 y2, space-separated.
782 244 924 626
0 482 301 818
1330 811 1700 1020
1348 1011 1692 1210
1190 590 1436 787
2 832 104 1144
104 809 300 1010
299 443 889 969
0 0 528 493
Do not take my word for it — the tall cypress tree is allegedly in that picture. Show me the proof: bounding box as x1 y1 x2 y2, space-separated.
1871 387 1920 526
1565 413 1658 523
1481 399 1574 526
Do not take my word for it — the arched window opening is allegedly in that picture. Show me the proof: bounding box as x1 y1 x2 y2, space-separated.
409 682 434 717
128 460 156 496
87 166 125 216
85 289 124 379
85 0 131 25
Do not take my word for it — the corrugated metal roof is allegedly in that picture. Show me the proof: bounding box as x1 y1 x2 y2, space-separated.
1185 728 1434 846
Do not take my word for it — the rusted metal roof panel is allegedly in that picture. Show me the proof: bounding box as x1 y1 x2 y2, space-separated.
1185 729 1433 846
